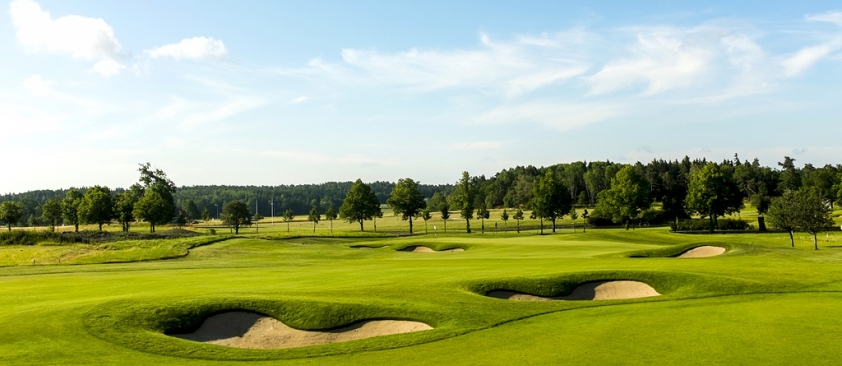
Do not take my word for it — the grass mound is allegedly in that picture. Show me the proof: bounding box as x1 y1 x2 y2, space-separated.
465 270 767 300
487 280 660 301
83 297 448 361
394 243 468 252
615 242 738 258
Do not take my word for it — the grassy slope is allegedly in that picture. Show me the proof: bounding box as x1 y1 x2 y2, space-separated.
2 229 842 364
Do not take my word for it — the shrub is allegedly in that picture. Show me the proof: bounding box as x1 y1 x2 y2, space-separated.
671 218 750 231
0 230 89 246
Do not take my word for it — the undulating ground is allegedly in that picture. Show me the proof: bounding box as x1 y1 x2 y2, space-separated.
2 227 842 365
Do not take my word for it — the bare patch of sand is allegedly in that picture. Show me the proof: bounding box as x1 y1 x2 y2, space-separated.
487 280 660 301
677 246 726 258
398 246 464 253
171 311 432 349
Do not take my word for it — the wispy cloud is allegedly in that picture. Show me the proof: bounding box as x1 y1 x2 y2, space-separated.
145 37 227 60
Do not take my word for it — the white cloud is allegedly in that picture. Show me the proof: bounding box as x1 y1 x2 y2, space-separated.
9 0 124 76
279 33 590 97
153 95 267 128
290 96 308 104
145 37 227 60
92 58 125 77
22 74 54 95
807 11 842 26
586 28 716 95
781 38 842 77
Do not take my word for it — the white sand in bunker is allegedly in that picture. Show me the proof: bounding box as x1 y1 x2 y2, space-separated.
677 246 726 258
171 311 433 349
487 280 661 301
398 246 464 253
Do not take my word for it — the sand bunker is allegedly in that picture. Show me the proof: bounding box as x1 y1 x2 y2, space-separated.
171 311 432 349
398 246 464 253
677 246 726 258
487 280 660 301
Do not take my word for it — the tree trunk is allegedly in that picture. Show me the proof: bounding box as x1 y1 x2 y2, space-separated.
150 223 155 233
466 219 471 233
75 223 79 232
481 219 484 234
572 221 575 233
359 220 364 231
813 233 819 250
409 217 413 234
99 223 103 232
757 216 766 232
540 218 544 235
235 225 239 234
517 220 520 233
425 221 428 234
789 230 794 248
287 222 290 232
444 220 447 233
625 220 629 230
330 220 333 234
709 215 715 233
313 222 316 233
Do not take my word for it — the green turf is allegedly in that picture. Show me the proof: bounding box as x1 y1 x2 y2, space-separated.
2 227 842 365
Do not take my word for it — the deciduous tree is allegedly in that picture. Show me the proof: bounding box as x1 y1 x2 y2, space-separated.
767 190 800 247
439 203 451 233
283 209 295 232
513 208 523 233
386 178 426 234
222 201 251 234
685 163 743 232
339 179 381 231
530 171 572 233
41 197 62 231
594 166 651 230
325 205 337 234
308 206 320 233
795 189 835 250
419 208 432 234
450 172 476 233
0 201 22 231
78 185 114 232
61 189 84 232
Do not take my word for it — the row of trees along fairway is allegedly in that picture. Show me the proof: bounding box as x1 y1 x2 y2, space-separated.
766 189 835 249
1 155 839 240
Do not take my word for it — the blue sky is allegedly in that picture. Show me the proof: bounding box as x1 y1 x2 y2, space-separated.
2 1 841 193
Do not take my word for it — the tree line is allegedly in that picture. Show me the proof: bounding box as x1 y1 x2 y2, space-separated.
1 156 840 246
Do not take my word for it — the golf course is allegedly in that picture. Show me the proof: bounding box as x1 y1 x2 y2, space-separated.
2 221 842 365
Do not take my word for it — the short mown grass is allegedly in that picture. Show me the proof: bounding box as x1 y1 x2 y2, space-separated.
2 228 842 365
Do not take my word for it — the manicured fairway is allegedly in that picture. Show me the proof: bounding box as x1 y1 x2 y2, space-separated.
2 228 842 365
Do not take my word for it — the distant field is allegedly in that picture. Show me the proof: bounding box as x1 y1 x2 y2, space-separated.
2 225 842 365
